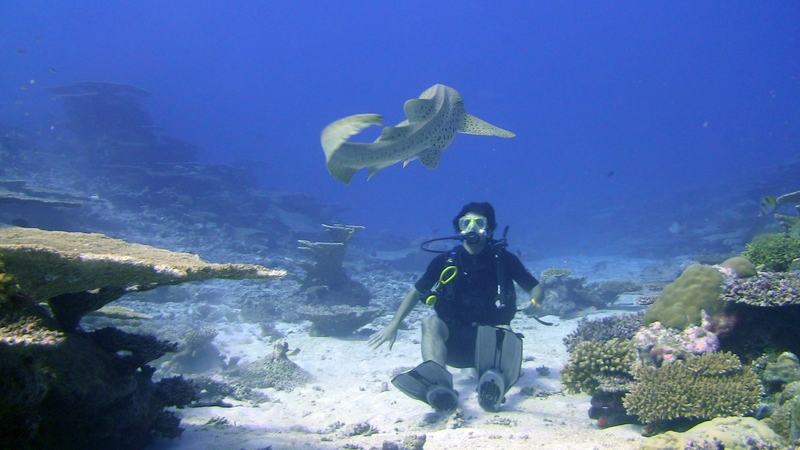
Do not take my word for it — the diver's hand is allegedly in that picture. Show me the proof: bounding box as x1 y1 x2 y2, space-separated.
368 324 398 351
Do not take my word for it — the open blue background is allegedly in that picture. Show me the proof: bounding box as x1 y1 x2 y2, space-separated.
2 1 799 257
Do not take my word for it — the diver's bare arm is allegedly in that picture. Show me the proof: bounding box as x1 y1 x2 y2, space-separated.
529 284 544 308
367 287 421 350
389 287 422 327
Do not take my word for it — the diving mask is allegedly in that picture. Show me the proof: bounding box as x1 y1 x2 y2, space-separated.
458 214 489 235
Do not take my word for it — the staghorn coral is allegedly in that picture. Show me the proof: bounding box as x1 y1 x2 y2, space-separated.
741 233 800 272
622 351 762 426
562 312 644 352
643 264 724 331
561 338 636 396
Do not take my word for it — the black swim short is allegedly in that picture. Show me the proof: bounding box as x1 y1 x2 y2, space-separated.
444 321 478 368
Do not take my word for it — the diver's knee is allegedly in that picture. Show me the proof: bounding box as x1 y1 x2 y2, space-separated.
422 316 448 338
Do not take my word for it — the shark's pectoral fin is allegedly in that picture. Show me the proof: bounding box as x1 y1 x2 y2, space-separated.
403 98 436 121
459 113 516 138
321 114 384 161
326 163 360 185
366 160 397 180
418 148 442 170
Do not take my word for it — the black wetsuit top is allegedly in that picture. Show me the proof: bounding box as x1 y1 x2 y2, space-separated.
415 245 539 327
414 244 538 368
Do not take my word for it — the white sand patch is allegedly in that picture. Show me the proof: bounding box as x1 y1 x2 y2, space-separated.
149 312 646 450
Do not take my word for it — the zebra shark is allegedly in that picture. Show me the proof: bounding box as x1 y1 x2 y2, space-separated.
321 84 515 184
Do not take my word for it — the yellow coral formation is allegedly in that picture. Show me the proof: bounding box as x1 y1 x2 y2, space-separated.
560 338 635 395
643 264 724 330
623 351 762 424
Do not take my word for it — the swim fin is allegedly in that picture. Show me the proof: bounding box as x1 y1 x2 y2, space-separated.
474 325 523 412
391 360 459 411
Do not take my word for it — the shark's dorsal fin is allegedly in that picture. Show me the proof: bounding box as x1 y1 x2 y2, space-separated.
459 113 516 138
403 98 436 122
417 148 442 169
377 124 412 142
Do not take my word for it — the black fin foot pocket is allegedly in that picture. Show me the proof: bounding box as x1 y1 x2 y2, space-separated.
478 370 506 412
427 386 459 411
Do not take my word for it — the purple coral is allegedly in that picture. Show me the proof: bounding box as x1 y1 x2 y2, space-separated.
722 272 800 307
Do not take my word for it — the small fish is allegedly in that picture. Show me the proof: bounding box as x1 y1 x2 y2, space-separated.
49 67 57 73
759 196 777 216
16 49 25 54
287 348 300 357
516 249 523 258
35 36 42 41
668 221 685 235
20 85 28 90
607 171 615 177
791 258 800 271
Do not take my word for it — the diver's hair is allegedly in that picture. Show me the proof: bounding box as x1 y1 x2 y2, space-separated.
453 201 497 233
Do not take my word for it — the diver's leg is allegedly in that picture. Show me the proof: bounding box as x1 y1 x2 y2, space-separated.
475 326 523 412
421 316 449 367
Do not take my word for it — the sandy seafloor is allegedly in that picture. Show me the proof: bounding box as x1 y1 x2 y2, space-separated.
148 312 644 450
141 255 678 450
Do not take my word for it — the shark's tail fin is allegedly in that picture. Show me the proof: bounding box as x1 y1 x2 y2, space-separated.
321 114 384 162
459 114 515 138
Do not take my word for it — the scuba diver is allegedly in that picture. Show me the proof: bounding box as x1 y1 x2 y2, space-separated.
368 202 543 412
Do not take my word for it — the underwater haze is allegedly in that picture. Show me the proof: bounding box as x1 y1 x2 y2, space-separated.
2 1 799 258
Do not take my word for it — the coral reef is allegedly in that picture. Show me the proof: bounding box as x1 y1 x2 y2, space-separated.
0 229 286 449
717 256 757 279
297 224 372 306
761 379 800 443
228 340 313 392
741 233 800 272
632 321 719 368
643 264 724 330
721 271 800 307
562 312 644 352
0 293 183 449
295 304 384 337
639 417 785 450
635 293 660 306
541 267 572 277
561 338 636 396
762 352 800 389
0 227 285 330
164 327 223 374
585 280 642 304
622 351 762 426
531 274 604 318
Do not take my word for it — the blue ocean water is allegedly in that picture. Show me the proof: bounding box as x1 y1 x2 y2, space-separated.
1 1 798 258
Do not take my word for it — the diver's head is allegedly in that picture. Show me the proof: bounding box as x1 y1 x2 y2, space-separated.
453 202 496 253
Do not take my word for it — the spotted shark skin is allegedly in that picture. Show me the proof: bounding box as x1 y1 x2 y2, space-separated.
321 84 515 184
